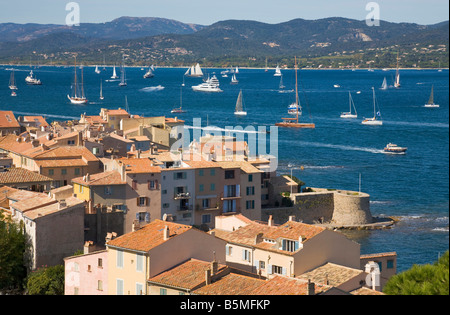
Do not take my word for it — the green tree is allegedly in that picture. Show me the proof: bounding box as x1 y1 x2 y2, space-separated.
0 210 28 293
383 251 449 295
27 265 65 295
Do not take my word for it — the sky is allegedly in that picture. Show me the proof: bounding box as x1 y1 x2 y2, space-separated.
0 0 448 26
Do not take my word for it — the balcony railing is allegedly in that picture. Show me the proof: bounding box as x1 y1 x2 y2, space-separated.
174 192 191 200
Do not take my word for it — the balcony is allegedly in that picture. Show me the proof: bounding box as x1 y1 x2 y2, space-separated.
177 205 193 212
174 192 191 200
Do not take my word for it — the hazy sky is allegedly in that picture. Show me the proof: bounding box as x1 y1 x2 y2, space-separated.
0 0 448 25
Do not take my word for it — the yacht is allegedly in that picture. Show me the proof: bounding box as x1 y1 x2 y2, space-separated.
25 70 42 85
384 143 407 154
192 75 223 92
362 87 382 126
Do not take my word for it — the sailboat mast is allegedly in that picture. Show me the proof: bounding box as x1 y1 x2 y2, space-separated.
372 87 376 117
295 57 299 123
74 57 78 98
81 66 85 98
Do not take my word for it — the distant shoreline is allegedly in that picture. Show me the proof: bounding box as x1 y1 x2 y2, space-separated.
1 64 447 71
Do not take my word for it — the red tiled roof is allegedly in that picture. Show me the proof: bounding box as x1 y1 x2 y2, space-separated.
148 259 227 290
252 275 330 295
0 111 20 128
119 158 161 174
72 171 126 186
193 273 265 295
0 167 53 184
107 219 192 252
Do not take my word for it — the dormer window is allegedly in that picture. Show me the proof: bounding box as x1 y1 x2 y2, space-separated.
281 239 300 252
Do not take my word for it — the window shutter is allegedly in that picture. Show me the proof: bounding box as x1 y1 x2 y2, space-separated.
135 212 140 220
146 197 149 206
226 246 230 256
147 180 151 190
268 265 272 275
136 197 139 206
282 267 287 276
242 249 246 261
145 212 150 223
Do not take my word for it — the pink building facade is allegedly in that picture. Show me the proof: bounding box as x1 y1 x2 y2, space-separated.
64 249 108 295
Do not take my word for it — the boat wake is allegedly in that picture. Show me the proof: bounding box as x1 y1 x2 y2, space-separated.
13 111 78 120
140 85 165 92
284 140 385 154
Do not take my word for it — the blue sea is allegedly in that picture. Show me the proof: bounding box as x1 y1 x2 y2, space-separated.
1 65 448 272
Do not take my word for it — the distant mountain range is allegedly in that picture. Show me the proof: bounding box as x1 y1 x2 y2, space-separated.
0 17 448 68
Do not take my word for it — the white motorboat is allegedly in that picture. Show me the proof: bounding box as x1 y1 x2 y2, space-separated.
384 143 407 154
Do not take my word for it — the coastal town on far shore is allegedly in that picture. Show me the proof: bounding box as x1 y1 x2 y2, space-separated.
0 108 398 295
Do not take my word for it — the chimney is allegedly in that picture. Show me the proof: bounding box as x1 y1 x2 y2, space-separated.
289 215 296 222
268 215 274 227
205 268 212 285
163 225 170 240
307 279 315 295
211 261 218 275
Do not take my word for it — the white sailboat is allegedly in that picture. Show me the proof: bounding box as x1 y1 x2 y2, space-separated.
111 65 119 79
380 77 388 90
362 87 382 125
119 64 127 87
279 75 285 90
143 65 154 78
340 92 358 118
100 81 104 100
235 66 239 74
230 73 238 84
171 86 187 113
185 63 204 77
234 90 247 116
394 52 401 88
95 65 100 74
424 85 439 108
274 64 282 76
8 70 18 90
68 57 88 105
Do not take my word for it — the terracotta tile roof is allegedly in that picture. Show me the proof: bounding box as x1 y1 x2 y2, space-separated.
0 167 53 184
216 161 261 173
0 111 20 128
5 189 41 202
148 259 227 290
119 158 161 174
10 193 56 212
350 286 385 295
360 252 397 259
107 219 192 252
72 171 126 186
297 263 365 287
193 273 265 295
264 221 325 242
165 117 185 124
81 116 107 124
29 146 98 161
15 196 84 220
105 109 129 116
34 159 88 168
21 116 49 127
252 275 330 295
214 222 276 247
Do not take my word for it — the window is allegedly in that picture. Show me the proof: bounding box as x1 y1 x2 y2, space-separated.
68 140 75 145
79 185 83 193
225 185 237 198
282 239 299 252
116 279 124 295
174 172 186 180
377 261 383 272
162 190 167 195
136 283 143 295
248 174 253 182
98 258 103 268
210 183 215 191
148 180 156 190
272 265 283 275
132 180 137 190
202 214 211 224
210 169 215 176
75 168 80 175
160 288 167 295
387 259 394 269
136 254 144 272
259 261 265 270
104 186 112 195
242 249 251 262
163 203 170 208
226 245 233 256
97 280 103 291
199 184 204 192
225 170 235 179
61 169 67 175
246 186 255 195
199 169 204 176
116 250 123 268
246 200 255 210
202 199 210 209
137 197 148 207
48 169 54 176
